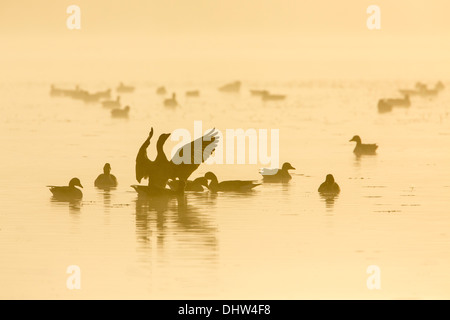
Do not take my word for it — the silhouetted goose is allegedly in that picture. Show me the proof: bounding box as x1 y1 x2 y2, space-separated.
260 162 295 182
47 178 83 200
349 135 378 155
377 99 393 113
186 90 200 97
261 91 286 101
111 105 130 118
204 172 260 192
164 93 178 107
250 89 268 96
218 81 241 93
116 82 135 93
318 174 340 194
156 86 167 95
94 163 118 188
385 95 410 107
135 127 219 192
102 96 121 108
168 177 208 192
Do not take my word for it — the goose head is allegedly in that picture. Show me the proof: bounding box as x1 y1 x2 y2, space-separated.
282 162 295 171
204 172 218 182
124 105 130 111
69 178 83 188
103 163 111 174
325 174 335 184
349 135 362 144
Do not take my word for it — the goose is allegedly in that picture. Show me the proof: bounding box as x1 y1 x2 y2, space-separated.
385 95 410 107
349 135 378 155
260 162 295 182
261 91 286 101
102 96 121 108
186 90 200 97
218 81 241 93
377 99 393 113
94 163 118 188
164 93 178 107
111 105 130 118
116 82 135 93
250 89 268 96
47 178 83 200
204 172 260 192
156 86 167 95
135 127 219 194
318 174 340 194
168 177 208 192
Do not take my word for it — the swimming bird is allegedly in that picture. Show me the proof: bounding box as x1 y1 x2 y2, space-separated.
94 163 118 188
135 127 219 193
218 81 241 93
116 82 135 93
377 99 393 113
261 91 286 101
47 178 83 200
168 177 208 192
111 105 130 118
385 95 410 107
318 174 340 194
186 90 200 97
164 93 178 107
260 162 295 182
102 96 121 108
349 135 378 155
204 172 260 192
156 86 167 95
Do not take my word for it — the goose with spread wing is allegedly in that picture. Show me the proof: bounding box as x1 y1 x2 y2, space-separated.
204 172 260 192
135 127 219 193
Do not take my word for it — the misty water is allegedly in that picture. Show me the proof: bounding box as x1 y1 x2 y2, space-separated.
1 80 449 299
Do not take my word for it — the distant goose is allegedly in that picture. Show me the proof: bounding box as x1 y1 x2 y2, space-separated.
204 172 260 192
218 81 241 93
116 82 135 93
250 89 268 96
94 163 118 188
156 86 167 95
168 177 208 192
377 99 393 113
102 96 121 108
260 162 295 182
47 178 83 200
318 174 340 194
385 95 410 107
349 135 378 155
111 105 130 118
186 90 200 97
164 93 178 107
261 91 286 101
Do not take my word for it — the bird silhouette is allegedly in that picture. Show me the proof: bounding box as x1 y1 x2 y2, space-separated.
47 178 83 200
204 172 260 192
318 174 340 194
260 162 295 182
135 127 219 194
349 135 378 155
94 163 118 188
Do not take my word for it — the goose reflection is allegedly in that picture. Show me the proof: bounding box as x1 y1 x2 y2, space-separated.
134 193 218 253
320 193 339 210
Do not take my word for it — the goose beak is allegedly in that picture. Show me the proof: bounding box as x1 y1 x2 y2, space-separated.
78 183 83 188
